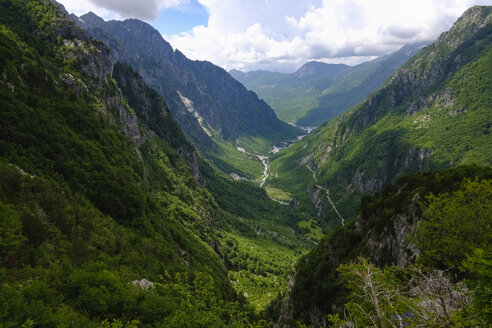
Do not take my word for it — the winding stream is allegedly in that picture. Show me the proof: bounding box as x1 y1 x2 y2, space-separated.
236 147 269 187
235 125 316 204
236 126 314 188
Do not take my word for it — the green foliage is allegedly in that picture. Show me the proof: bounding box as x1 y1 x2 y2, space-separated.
415 178 492 271
154 271 253 327
221 232 303 310
456 248 492 326
99 319 139 328
297 219 324 241
0 201 25 265
0 160 251 326
337 258 417 328
286 222 361 323
284 166 492 326
265 186 292 203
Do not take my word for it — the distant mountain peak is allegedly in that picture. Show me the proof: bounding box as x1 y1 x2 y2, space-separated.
78 11 105 27
229 69 244 75
293 61 349 78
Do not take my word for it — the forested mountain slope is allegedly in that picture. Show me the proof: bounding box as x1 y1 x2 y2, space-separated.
0 2 317 325
268 5 492 229
271 165 492 327
0 0 269 325
231 43 425 126
2 1 491 327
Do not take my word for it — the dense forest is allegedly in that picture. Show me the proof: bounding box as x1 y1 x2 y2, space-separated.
0 0 254 326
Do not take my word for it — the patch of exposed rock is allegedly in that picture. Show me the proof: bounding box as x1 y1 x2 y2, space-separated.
131 279 154 290
353 169 384 193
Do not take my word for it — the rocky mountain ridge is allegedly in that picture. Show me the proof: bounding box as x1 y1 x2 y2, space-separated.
70 11 300 155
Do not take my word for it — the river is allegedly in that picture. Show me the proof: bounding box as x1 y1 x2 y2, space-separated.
236 125 315 188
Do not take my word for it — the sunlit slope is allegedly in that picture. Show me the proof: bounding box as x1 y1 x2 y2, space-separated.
268 6 492 227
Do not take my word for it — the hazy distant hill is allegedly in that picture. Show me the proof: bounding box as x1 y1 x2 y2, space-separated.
231 43 426 126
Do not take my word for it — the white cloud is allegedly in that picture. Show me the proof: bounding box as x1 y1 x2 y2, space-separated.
57 0 114 19
169 0 492 72
58 0 188 21
88 0 188 20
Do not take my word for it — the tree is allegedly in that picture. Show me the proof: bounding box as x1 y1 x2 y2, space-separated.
0 202 25 267
409 267 468 326
415 178 492 271
337 258 418 328
453 248 492 326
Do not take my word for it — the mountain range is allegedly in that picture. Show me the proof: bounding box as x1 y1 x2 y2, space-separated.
70 11 300 168
0 0 309 325
267 5 492 229
231 42 426 126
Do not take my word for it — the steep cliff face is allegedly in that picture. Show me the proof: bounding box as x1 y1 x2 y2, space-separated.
53 4 142 146
112 62 201 179
268 6 492 225
70 12 300 153
272 166 492 327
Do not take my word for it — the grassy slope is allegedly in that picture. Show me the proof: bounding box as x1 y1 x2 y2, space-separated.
197 130 266 181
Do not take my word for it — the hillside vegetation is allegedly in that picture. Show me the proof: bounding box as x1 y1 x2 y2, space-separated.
268 6 492 232
271 165 492 327
0 1 310 325
1 2 491 328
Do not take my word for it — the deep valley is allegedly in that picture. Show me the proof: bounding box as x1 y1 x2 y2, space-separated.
0 1 491 328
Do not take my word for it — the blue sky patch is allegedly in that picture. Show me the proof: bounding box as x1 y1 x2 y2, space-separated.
153 0 209 37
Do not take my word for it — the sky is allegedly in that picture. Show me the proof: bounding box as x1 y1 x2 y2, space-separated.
57 0 492 72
